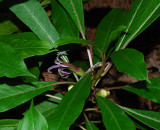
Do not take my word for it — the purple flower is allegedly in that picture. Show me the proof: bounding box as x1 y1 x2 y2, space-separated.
47 52 71 78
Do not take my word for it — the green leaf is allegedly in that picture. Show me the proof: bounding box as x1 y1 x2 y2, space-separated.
7 32 39 40
93 9 127 63
134 122 147 130
17 100 48 130
86 120 98 130
35 93 63 115
108 25 127 46
10 0 60 48
9 39 52 58
51 0 79 38
115 0 160 50
96 96 135 130
73 60 89 71
0 20 18 34
0 119 19 130
123 78 160 103
0 33 39 42
121 106 160 129
110 48 148 80
58 0 85 36
0 34 53 58
55 37 92 47
0 81 57 112
46 73 91 130
0 42 34 78
21 66 40 82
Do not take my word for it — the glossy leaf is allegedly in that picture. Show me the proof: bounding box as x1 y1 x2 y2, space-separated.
0 20 18 34
73 60 89 71
21 66 40 82
110 48 148 80
55 37 92 47
7 32 39 40
35 93 63 115
94 9 127 63
121 106 160 129
0 119 19 130
0 33 39 42
17 100 48 130
10 0 60 48
134 122 147 130
58 0 85 36
0 81 57 112
51 0 79 38
124 78 160 103
0 42 34 78
96 96 135 130
0 32 54 58
46 73 91 130
10 39 52 58
86 120 98 130
115 0 160 50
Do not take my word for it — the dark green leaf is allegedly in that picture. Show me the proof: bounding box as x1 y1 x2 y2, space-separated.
124 78 160 103
0 81 57 112
17 100 48 130
115 0 160 50
0 20 18 34
58 0 85 36
93 9 127 63
0 119 19 130
35 93 63 115
0 42 34 78
121 106 160 129
21 66 40 82
0 34 53 58
7 32 39 40
46 73 91 130
86 120 98 130
73 60 89 71
96 96 135 130
110 48 148 81
134 122 147 130
55 37 92 47
51 0 79 38
10 0 60 48
9 39 52 58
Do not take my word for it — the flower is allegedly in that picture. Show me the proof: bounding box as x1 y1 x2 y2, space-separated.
47 52 71 78
48 52 85 78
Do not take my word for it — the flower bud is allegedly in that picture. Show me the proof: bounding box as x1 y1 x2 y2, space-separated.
96 89 110 98
68 85 74 91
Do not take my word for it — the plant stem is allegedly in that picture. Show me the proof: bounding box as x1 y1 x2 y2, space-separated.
81 31 93 68
78 125 86 130
85 108 99 112
45 94 62 100
96 86 132 91
73 72 79 81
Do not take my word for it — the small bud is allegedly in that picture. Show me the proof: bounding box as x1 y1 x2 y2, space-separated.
96 89 110 98
68 85 74 91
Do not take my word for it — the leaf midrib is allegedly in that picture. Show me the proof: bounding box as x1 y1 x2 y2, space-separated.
123 107 160 123
116 0 143 50
97 96 122 130
20 4 56 47
70 0 84 36
56 74 90 129
124 3 160 47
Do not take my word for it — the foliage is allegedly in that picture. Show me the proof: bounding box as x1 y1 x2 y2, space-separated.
0 0 160 129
